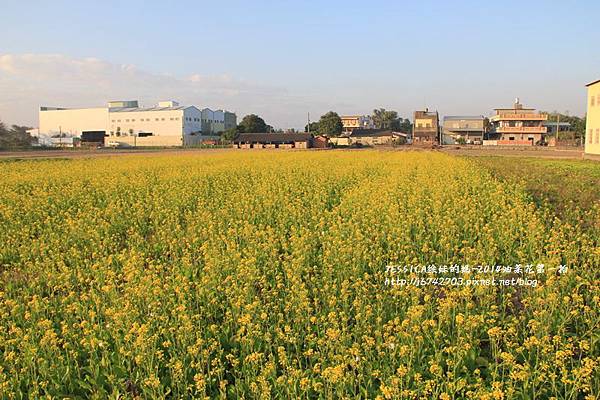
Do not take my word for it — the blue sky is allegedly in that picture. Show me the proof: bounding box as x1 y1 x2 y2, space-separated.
1 0 599 129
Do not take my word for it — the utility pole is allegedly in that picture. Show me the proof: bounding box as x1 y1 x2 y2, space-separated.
481 116 485 143
556 113 560 144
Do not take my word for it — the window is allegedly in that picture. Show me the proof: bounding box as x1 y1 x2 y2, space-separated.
596 128 600 144
170 118 174 121
126 119 130 122
111 120 115 123
117 120 121 122
590 129 594 144
592 96 596 107
132 119 135 122
155 118 159 121
175 117 179 121
161 118 165 121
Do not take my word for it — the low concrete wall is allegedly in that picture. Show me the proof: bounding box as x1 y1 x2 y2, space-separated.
105 134 218 147
330 137 350 146
497 140 533 146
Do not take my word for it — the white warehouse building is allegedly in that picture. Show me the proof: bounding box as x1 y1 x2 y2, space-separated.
38 100 235 147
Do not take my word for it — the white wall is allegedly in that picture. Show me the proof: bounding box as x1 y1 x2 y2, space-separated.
183 107 202 134
108 109 184 137
39 108 108 136
212 110 225 133
40 103 211 139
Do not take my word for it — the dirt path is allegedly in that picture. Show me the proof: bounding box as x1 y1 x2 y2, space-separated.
439 146 588 160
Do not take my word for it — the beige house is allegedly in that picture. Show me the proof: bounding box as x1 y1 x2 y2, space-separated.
329 130 406 146
340 115 374 134
585 79 600 155
489 99 547 145
349 130 405 145
442 116 486 144
413 109 439 143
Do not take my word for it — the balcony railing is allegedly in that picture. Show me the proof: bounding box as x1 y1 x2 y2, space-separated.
496 126 547 133
491 113 548 121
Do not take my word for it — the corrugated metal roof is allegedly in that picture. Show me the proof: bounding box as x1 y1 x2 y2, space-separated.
542 121 571 127
109 105 194 112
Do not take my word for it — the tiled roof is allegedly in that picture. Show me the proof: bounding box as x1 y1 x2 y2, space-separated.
234 133 312 143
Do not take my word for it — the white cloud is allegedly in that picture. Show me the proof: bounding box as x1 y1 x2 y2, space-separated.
0 53 318 128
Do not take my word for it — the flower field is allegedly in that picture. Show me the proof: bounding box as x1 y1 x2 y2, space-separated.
0 151 598 399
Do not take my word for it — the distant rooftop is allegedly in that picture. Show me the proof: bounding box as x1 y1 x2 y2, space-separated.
234 133 312 143
108 100 139 108
40 100 229 114
110 105 192 112
586 78 600 87
494 107 535 111
414 109 438 117
444 115 484 121
109 99 194 112
494 98 535 111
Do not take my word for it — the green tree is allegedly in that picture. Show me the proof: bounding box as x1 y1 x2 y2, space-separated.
372 108 399 129
372 109 413 132
0 121 33 149
304 122 319 133
317 112 343 137
238 114 268 133
543 111 586 140
221 127 238 141
395 118 413 133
